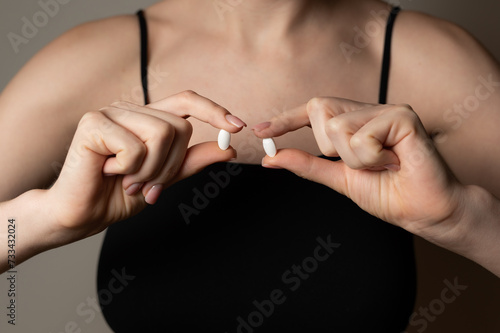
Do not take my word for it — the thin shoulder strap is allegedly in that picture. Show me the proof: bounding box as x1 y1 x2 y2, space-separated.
136 10 150 105
378 7 401 104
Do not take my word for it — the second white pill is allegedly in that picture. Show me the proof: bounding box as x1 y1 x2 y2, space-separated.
218 129 231 150
263 138 277 157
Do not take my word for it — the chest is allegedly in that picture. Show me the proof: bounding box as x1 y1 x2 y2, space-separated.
144 43 382 163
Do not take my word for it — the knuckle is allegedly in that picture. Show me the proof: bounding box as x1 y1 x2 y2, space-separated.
151 121 176 145
307 97 329 113
325 117 344 137
78 111 104 127
395 103 414 112
388 103 417 119
131 140 147 158
165 122 179 143
269 114 285 128
118 143 147 174
110 100 137 111
349 134 365 150
129 142 148 165
393 104 421 128
97 105 114 113
110 100 128 108
177 90 199 101
177 119 193 136
350 135 380 167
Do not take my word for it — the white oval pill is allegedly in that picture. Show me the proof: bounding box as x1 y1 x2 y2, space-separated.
263 138 277 157
218 129 231 150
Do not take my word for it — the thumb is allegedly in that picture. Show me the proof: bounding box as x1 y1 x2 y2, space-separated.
262 149 349 196
172 142 237 183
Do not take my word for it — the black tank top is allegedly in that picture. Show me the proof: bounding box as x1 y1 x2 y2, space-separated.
98 7 415 332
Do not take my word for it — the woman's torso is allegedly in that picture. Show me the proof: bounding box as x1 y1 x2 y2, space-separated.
98 1 416 332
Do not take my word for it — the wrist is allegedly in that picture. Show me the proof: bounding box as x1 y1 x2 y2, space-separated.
425 184 500 276
458 185 500 273
0 189 59 270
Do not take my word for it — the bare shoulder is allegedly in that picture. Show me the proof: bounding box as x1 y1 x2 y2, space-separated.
2 14 144 112
389 10 500 124
0 14 143 197
389 10 500 194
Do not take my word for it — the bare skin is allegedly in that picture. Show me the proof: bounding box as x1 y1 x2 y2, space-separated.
0 0 499 275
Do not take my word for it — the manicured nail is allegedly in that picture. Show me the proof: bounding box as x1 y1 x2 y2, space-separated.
125 183 143 196
262 158 283 169
229 150 238 161
252 122 271 132
225 114 247 128
384 164 401 171
145 184 163 205
262 163 283 169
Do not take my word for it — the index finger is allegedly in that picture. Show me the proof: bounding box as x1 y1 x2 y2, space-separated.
252 97 375 138
252 103 310 138
148 90 247 133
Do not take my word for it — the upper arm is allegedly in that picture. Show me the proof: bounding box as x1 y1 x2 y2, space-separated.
0 15 140 201
389 11 500 198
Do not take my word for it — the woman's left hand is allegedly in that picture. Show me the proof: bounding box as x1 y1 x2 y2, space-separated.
252 97 467 245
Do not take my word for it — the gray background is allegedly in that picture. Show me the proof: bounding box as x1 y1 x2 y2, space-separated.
1 0 499 332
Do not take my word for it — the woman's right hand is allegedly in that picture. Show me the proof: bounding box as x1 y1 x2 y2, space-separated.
45 91 245 246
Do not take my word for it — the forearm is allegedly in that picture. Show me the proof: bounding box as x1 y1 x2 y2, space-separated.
429 185 500 277
0 189 55 274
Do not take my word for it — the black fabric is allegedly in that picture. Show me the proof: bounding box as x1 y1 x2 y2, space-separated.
98 7 415 332
137 10 149 105
379 6 401 104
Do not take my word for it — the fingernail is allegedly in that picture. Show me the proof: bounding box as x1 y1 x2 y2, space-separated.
252 122 271 132
262 158 283 169
125 183 143 196
262 163 283 169
384 164 401 171
229 150 238 161
145 184 163 205
225 114 247 128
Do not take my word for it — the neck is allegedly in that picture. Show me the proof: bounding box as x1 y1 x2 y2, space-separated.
208 0 335 43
